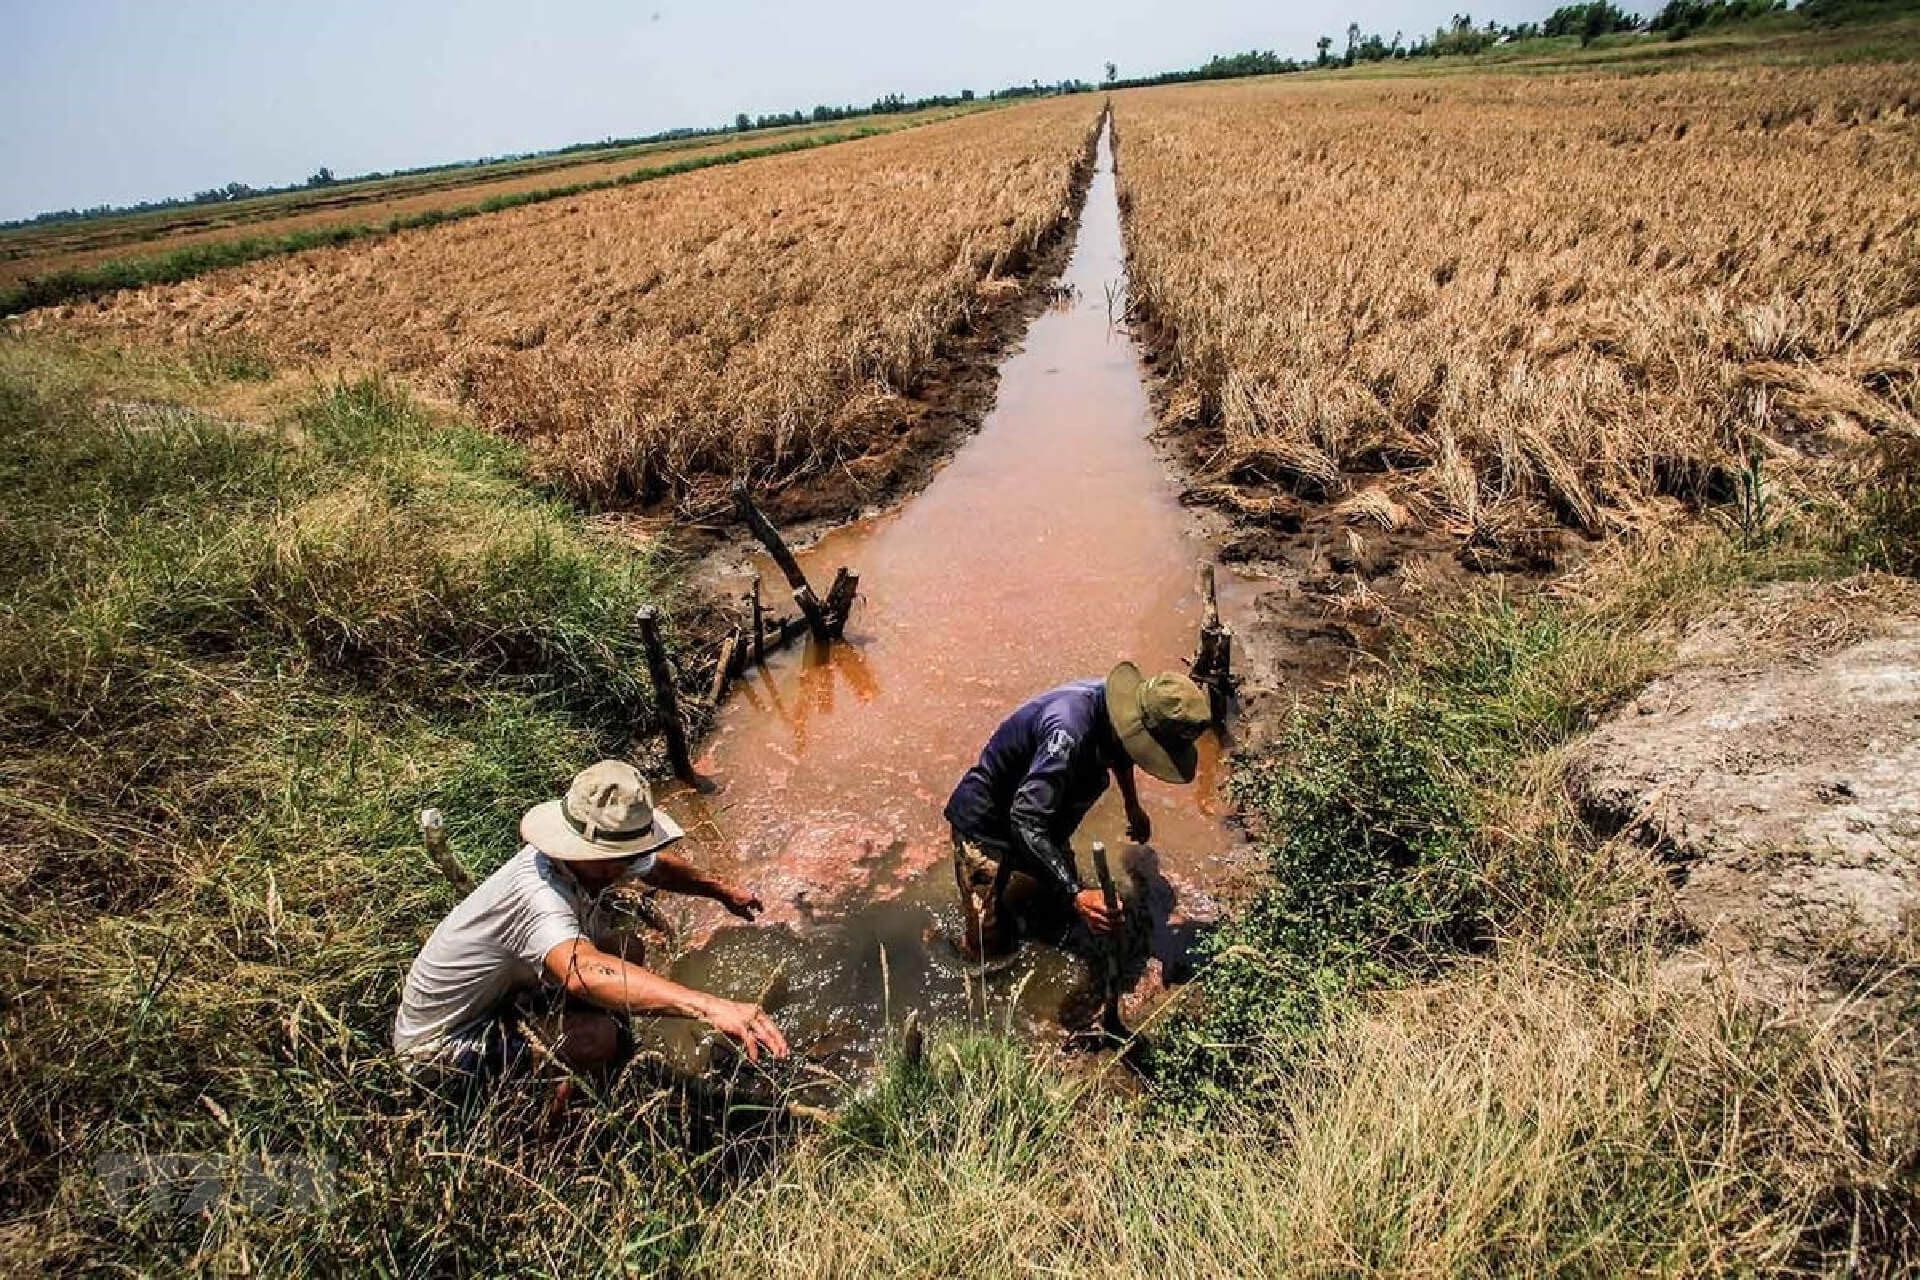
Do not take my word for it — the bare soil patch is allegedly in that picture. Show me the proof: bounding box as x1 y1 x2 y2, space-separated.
1570 576 1918 1009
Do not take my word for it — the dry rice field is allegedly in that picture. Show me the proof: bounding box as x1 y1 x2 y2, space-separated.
0 107 984 289
47 99 1098 510
1115 66 1919 563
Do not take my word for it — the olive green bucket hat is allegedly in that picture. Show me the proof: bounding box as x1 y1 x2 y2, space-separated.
1103 662 1212 784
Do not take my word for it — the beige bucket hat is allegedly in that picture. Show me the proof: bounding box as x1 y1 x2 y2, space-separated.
1104 662 1212 784
521 760 684 862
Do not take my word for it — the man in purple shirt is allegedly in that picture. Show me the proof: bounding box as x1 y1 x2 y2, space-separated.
944 662 1212 958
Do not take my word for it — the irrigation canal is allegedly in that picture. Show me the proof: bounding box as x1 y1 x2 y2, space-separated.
653 117 1256 1076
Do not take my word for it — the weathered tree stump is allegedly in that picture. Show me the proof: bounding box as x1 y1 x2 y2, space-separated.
824 568 859 639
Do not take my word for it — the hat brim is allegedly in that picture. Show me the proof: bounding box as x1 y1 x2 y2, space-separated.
520 799 683 862
1104 662 1199 785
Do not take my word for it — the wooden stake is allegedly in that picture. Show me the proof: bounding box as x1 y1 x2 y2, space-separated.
749 575 765 666
824 568 859 639
708 626 742 706
417 808 475 894
900 1008 925 1070
1091 841 1129 1043
635 606 695 783
1191 561 1234 724
733 482 831 644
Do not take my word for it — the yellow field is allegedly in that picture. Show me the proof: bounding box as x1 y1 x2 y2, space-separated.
1115 66 1918 559
0 107 989 289
49 99 1098 509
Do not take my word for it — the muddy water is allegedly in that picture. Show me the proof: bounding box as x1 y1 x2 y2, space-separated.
653 118 1252 1073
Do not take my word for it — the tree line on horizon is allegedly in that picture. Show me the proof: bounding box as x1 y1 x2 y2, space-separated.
1107 0 1813 88
7 0 1898 232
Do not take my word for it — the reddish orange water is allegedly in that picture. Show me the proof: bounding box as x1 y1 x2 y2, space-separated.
655 120 1253 1066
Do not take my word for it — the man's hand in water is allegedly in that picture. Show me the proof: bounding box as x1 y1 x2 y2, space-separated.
721 885 765 921
1125 802 1152 844
700 997 789 1061
1074 888 1119 935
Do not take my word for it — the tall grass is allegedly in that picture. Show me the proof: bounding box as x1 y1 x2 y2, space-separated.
1147 585 1662 1108
701 956 1915 1276
0 346 747 1272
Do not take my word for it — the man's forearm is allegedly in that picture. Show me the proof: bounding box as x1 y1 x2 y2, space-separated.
1010 817 1082 900
554 943 715 1020
642 850 730 902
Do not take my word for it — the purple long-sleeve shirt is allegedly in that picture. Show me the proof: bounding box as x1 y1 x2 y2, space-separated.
943 679 1113 898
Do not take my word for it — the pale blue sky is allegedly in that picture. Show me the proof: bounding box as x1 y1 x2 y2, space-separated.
2 0 1572 222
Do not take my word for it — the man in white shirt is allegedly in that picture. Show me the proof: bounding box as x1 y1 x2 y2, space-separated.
394 759 788 1080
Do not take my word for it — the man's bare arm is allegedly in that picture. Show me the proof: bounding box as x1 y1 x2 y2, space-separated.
544 936 712 1019
642 850 764 920
542 937 787 1060
1111 758 1152 843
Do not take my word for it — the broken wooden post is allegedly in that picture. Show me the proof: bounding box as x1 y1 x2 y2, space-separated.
708 626 743 707
1090 841 1130 1043
824 568 859 640
635 606 696 783
417 808 475 894
789 586 830 645
749 574 765 666
733 482 832 644
1190 562 1233 724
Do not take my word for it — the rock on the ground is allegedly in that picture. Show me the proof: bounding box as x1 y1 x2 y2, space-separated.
1569 589 1917 987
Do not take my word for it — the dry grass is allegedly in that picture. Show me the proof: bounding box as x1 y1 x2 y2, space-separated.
0 107 988 288
1114 65 1919 558
699 952 1916 1277
43 100 1099 511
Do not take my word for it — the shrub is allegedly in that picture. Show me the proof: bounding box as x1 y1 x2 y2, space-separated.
1152 593 1655 1108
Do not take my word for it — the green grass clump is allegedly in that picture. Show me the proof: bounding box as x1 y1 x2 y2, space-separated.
1151 442 1918 1107
1150 593 1658 1107
0 348 731 1273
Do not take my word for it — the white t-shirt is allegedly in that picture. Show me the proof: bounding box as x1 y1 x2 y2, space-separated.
392 844 654 1054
